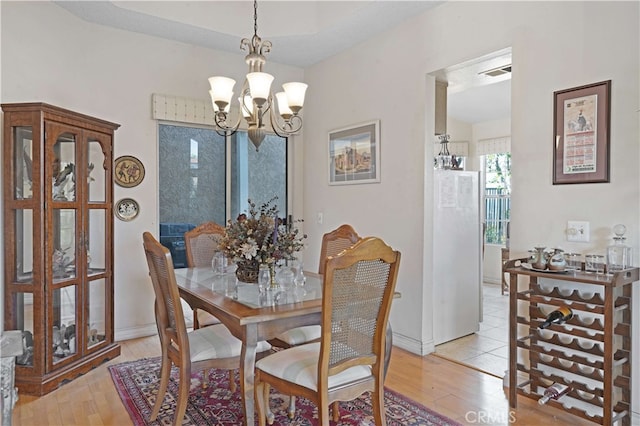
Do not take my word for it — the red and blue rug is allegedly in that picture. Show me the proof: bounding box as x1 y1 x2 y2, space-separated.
109 356 461 425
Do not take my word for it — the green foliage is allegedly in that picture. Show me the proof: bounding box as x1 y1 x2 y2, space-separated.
485 153 511 193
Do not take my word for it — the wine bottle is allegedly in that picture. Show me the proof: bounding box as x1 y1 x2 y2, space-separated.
538 306 573 329
538 383 570 405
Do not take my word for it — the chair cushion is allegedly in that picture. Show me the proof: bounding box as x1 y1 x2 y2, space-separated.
197 309 222 326
189 324 271 363
275 325 321 346
255 342 372 391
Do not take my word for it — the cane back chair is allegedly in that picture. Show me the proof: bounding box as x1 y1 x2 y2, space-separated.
255 236 401 426
142 232 271 425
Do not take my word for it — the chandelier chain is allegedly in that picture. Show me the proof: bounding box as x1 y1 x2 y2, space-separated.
253 0 258 38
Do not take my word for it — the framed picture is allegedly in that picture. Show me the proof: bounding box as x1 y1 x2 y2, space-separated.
553 80 611 184
328 120 380 185
114 155 145 188
115 198 140 221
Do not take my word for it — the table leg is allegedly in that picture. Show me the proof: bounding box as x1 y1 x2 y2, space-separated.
239 335 258 426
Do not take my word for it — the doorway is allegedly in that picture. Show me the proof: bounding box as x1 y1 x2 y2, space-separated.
431 47 512 377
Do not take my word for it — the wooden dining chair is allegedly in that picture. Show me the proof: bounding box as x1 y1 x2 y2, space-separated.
184 221 226 329
255 236 401 426
265 224 363 418
142 232 271 425
318 224 362 275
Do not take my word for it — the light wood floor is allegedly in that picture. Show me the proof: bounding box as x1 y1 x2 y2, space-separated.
12 335 595 426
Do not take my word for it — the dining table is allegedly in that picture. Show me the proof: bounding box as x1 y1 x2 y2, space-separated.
174 266 323 425
173 265 396 425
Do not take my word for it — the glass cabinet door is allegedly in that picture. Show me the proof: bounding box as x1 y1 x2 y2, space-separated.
52 132 76 202
52 284 78 364
84 133 111 351
52 209 76 281
87 138 107 203
88 279 106 349
13 208 34 283
13 126 34 200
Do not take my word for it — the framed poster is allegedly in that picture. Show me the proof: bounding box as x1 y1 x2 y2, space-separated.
114 155 145 188
553 80 611 184
328 120 380 185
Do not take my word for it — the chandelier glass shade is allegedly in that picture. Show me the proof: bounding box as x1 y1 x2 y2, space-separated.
208 0 308 151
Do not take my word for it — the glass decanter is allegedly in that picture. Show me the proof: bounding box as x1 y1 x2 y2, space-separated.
607 224 632 272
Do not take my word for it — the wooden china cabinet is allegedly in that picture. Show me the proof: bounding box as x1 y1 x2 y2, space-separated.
2 103 121 395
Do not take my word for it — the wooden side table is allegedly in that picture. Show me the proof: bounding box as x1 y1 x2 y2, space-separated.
501 247 510 294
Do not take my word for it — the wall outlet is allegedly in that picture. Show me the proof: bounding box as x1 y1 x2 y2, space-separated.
567 221 590 242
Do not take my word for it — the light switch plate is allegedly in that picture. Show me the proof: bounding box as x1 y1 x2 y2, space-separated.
567 221 590 242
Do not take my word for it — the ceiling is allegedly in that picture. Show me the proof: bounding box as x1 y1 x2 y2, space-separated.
55 1 444 68
434 47 512 124
54 0 510 124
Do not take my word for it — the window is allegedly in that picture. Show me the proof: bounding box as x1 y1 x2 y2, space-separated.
484 152 511 245
158 123 287 266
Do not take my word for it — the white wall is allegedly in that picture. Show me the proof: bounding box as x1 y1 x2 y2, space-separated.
2 1 639 418
0 1 304 339
302 0 639 416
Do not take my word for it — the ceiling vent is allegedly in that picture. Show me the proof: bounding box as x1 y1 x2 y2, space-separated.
480 65 512 77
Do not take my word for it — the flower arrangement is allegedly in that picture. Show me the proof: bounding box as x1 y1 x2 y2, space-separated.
219 198 306 278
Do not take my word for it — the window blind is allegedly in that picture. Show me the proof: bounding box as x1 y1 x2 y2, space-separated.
477 136 511 155
152 93 215 126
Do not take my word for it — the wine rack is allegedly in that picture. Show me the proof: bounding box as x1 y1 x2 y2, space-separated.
506 258 638 425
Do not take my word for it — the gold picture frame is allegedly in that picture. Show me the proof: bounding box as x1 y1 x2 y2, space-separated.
114 155 145 188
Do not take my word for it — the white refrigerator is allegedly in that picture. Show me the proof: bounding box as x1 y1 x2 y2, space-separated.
433 170 482 345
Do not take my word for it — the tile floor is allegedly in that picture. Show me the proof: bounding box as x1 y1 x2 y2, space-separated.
435 283 509 378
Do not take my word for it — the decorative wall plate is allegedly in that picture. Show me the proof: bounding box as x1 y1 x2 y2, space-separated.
114 155 145 188
115 198 140 221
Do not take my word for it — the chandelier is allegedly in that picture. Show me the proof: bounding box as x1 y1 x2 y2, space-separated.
435 134 452 169
208 0 308 151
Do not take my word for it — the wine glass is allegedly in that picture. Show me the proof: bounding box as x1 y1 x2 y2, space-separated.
258 265 270 293
293 260 306 287
211 251 227 275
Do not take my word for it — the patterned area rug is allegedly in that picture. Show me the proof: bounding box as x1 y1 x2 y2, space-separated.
109 357 461 426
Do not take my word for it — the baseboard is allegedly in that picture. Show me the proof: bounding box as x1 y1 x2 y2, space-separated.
115 323 158 342
632 411 639 425
483 277 501 285
392 331 435 356
119 325 437 358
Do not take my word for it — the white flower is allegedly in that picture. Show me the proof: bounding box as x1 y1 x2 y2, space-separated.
240 241 257 260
